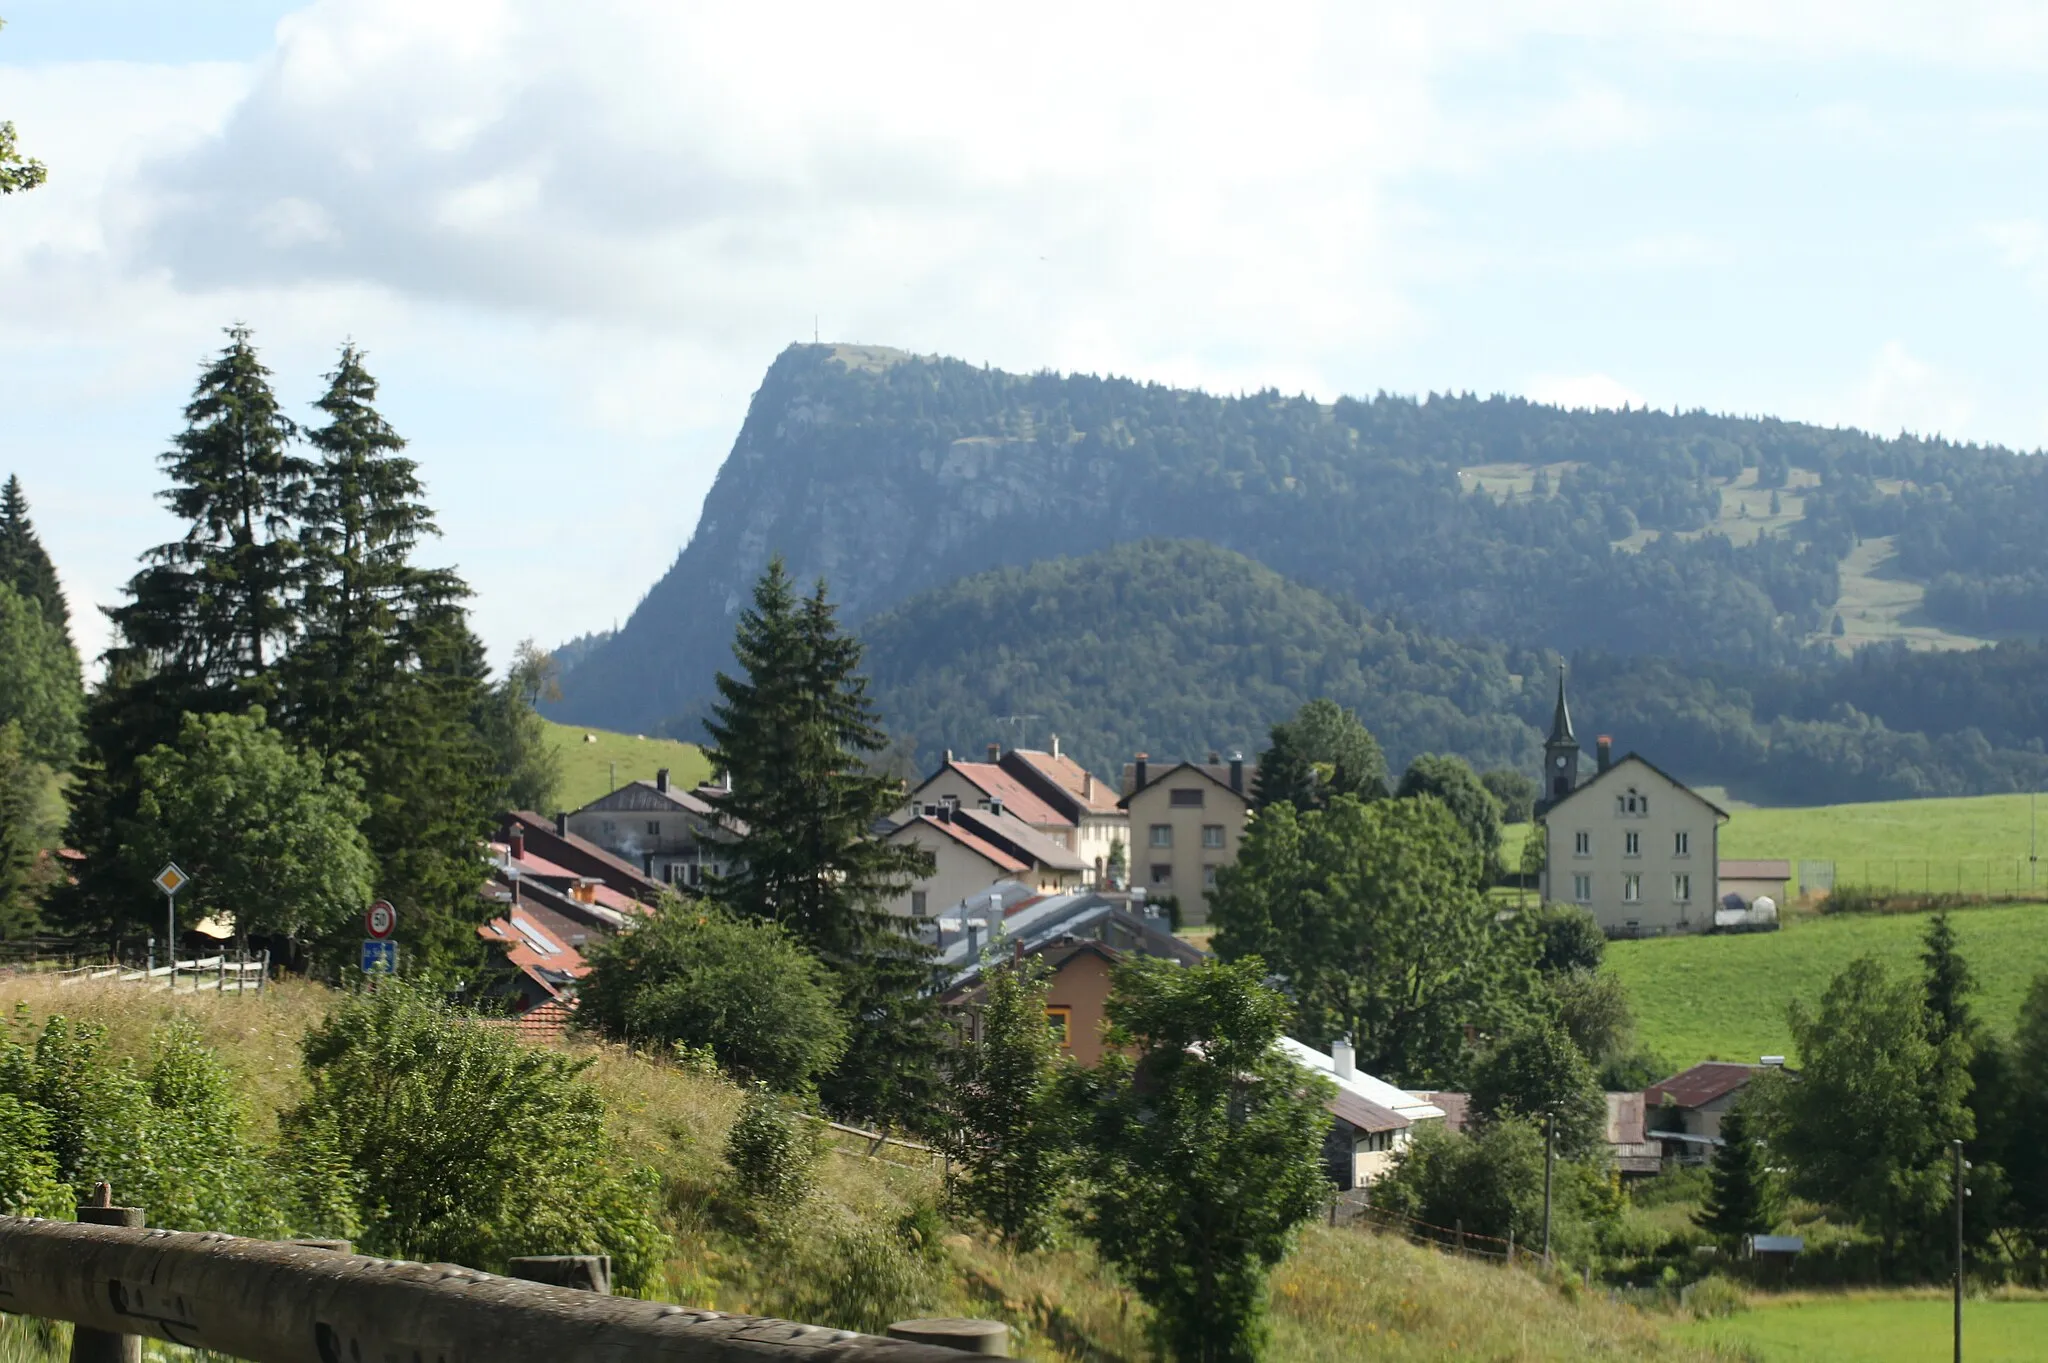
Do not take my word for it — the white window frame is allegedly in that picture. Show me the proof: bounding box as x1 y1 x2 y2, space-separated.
1201 824 1226 849
1573 830 1591 857
1624 830 1641 858
1149 823 1173 849
1623 873 1642 903
1572 873 1592 903
1673 830 1690 857
1673 873 1691 902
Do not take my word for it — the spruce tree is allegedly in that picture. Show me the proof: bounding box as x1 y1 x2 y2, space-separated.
0 722 48 939
1921 908 1976 1050
0 475 71 638
705 559 944 1125
1694 1102 1777 1247
108 325 310 703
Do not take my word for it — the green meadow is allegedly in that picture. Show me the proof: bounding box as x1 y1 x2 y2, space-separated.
1677 1294 2048 1362
1606 900 2048 1066
540 719 713 812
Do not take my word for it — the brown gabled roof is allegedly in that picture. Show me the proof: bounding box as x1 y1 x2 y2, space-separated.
1117 759 1257 806
925 761 1071 828
1419 1091 1471 1133
1719 859 1792 880
499 811 666 903
1540 753 1730 822
950 806 1089 873
1328 1089 1410 1135
896 814 1029 874
1645 1062 1759 1110
1004 748 1122 816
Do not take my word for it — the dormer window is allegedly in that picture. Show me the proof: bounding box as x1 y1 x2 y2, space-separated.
1615 788 1648 817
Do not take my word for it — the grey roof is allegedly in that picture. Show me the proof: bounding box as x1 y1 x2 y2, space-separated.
1548 663 1576 746
1118 758 1258 803
1539 752 1731 822
926 889 1204 986
948 806 1090 873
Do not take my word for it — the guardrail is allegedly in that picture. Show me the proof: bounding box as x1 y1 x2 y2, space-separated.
0 1216 981 1363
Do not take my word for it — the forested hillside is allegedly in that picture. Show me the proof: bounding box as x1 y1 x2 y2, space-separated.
553 343 2048 786
859 542 2048 806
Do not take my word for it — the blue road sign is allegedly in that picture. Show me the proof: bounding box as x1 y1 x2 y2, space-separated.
361 938 397 974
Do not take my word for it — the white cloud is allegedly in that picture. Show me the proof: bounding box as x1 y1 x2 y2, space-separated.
1849 341 1977 441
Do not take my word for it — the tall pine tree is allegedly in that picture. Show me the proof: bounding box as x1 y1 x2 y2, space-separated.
0 474 71 640
286 346 495 967
63 328 310 936
1921 908 1976 1049
705 559 946 1125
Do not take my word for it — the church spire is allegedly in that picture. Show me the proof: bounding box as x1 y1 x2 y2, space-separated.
1548 662 1576 746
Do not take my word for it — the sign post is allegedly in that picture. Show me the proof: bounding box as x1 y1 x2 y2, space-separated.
153 863 188 990
362 899 397 978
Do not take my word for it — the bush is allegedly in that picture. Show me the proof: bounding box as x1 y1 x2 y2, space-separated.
1682 1274 1749 1320
285 980 668 1290
940 961 1071 1250
579 902 848 1092
764 1220 941 1336
725 1088 815 1212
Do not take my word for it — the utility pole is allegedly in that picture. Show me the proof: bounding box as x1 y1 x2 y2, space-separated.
1542 1108 1556 1263
1953 1138 1966 1363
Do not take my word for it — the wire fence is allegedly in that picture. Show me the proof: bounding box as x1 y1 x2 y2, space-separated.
1337 1199 1533 1268
1820 857 2047 900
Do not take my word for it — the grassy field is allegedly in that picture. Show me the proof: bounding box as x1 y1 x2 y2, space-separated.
1677 1293 2048 1361
541 719 712 811
1606 900 2048 1066
0 975 1732 1362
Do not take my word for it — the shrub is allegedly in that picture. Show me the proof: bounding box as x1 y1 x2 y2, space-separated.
940 960 1071 1250
725 1087 815 1212
285 980 668 1290
1683 1274 1749 1320
579 902 848 1093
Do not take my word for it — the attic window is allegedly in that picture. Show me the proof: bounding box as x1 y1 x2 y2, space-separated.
1170 788 1205 808
1615 788 1648 817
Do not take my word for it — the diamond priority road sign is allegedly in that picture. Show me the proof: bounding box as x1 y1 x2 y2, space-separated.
153 863 188 896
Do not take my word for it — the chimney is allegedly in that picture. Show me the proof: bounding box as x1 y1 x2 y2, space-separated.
509 827 525 862
721 769 733 792
944 748 955 764
1051 734 1061 759
1208 749 1220 765
553 811 568 837
987 742 1001 764
966 918 983 957
1596 736 1613 773
1229 752 1244 793
1332 1036 1356 1080
1134 753 1149 792
1083 771 1095 799
988 796 1004 818
656 768 671 793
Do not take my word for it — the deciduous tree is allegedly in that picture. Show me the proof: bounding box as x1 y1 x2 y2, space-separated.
1065 956 1331 1363
1467 1018 1606 1160
1396 753 1503 883
941 960 1071 1250
1252 699 1387 811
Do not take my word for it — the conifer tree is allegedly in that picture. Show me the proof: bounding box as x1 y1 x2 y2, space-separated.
1694 1102 1777 1247
0 475 71 638
1921 908 1976 1050
0 721 49 939
705 559 944 1124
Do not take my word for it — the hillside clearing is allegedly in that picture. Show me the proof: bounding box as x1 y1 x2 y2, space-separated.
541 720 712 811
1605 900 2048 1066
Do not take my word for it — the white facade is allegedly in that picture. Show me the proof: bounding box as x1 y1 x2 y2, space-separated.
1541 755 1726 936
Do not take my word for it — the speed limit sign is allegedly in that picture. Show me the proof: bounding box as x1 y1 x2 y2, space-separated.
365 900 397 939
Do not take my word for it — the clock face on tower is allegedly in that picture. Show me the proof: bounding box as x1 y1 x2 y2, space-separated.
1554 755 1568 768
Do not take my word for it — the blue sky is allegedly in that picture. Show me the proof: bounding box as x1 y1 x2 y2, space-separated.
5 1 2048 669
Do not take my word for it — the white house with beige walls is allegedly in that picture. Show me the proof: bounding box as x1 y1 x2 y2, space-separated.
1535 668 1728 936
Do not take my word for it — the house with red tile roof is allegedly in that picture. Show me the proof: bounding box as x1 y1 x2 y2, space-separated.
476 905 589 1024
1644 1060 1783 1160
1000 738 1130 885
882 801 1089 919
496 810 666 906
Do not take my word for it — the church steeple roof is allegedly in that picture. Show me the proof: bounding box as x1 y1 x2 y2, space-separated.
1547 664 1576 747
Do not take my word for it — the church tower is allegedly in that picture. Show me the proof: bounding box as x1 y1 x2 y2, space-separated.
1543 664 1580 802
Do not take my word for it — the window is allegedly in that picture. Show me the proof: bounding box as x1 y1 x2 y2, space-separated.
911 890 928 917
1046 1006 1072 1050
646 820 661 835
1170 787 1205 808
1150 863 1172 885
1572 873 1592 902
1203 865 1219 889
1149 823 1173 848
1673 874 1691 902
1615 788 1648 817
1673 830 1690 857
1202 824 1226 849
1623 873 1642 902
1624 831 1641 858
1574 830 1591 857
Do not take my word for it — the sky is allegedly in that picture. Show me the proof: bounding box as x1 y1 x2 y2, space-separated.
6 1 2048 670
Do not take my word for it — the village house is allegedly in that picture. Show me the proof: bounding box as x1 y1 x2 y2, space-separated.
1534 669 1729 937
1279 1037 1447 1189
1118 752 1258 926
495 810 667 907
934 888 1204 1065
1644 1060 1781 1163
473 905 589 1038
883 802 1090 918
564 768 742 891
997 739 1131 883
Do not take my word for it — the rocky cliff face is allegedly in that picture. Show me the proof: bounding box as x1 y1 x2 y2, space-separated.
552 344 1164 733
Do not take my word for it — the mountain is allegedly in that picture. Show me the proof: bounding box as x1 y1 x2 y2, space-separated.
555 342 2048 745
859 538 1544 781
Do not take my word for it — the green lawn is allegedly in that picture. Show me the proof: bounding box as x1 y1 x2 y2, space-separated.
1677 1295 2048 1361
541 720 712 812
1606 901 2048 1066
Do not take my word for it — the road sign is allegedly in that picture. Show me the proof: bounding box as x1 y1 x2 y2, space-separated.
153 863 188 896
361 939 397 974
365 900 396 939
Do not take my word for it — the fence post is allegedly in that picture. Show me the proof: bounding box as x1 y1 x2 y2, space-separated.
71 1183 143 1363
1455 1218 1464 1256
508 1256 611 1296
887 1320 1009 1356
